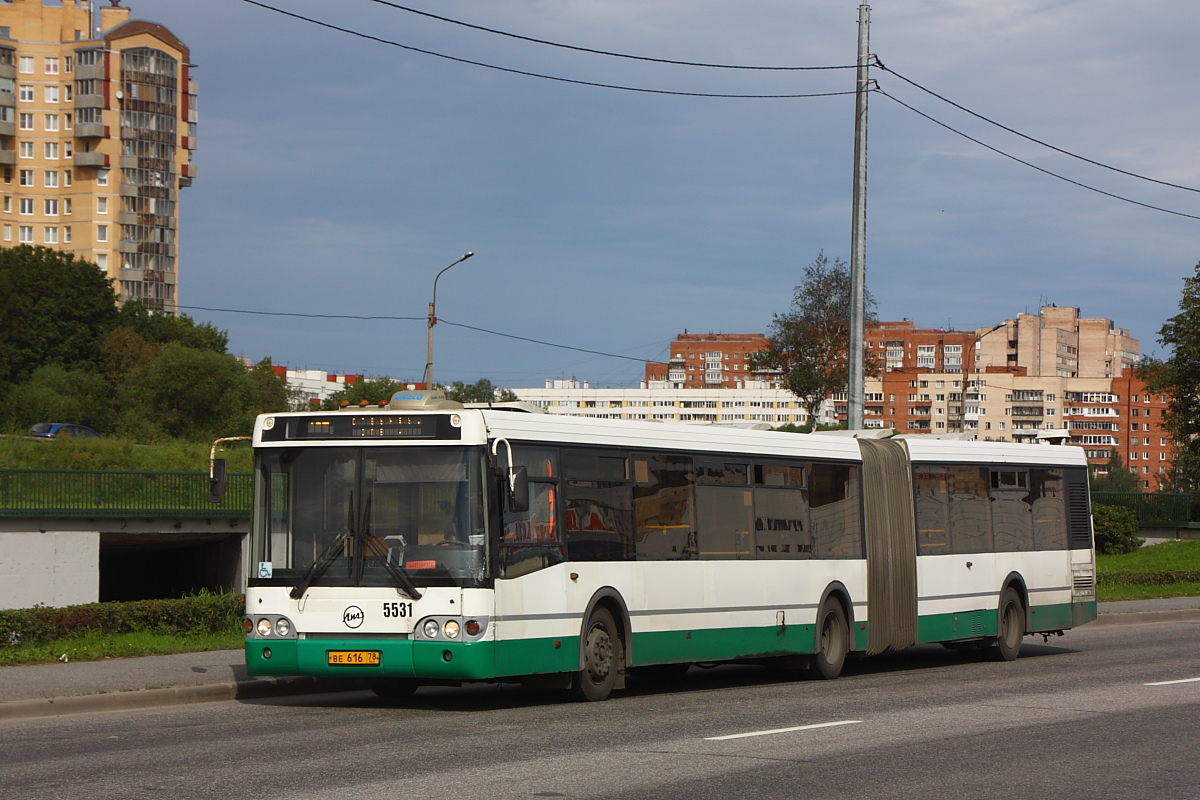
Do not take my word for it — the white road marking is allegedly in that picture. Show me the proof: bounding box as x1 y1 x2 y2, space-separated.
1144 677 1200 686
704 720 862 741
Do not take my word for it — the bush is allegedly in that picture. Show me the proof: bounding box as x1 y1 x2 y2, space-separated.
1092 503 1143 555
0 590 243 649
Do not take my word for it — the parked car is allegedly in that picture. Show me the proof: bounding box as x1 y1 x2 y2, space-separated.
26 423 102 439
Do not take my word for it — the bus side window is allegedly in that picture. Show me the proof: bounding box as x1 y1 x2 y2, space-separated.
562 448 633 561
1030 468 1067 550
914 466 950 556
753 461 809 559
991 469 1034 552
633 453 696 561
947 466 993 554
695 460 752 560
498 447 564 578
809 462 862 559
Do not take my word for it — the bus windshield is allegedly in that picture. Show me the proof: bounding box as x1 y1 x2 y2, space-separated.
250 445 490 590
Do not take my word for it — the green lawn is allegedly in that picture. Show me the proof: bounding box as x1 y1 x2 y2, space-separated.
1096 540 1200 601
0 630 245 667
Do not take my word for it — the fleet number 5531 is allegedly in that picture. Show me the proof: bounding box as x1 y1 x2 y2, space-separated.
383 602 412 618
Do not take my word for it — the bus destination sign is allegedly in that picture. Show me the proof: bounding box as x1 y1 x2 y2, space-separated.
264 414 461 442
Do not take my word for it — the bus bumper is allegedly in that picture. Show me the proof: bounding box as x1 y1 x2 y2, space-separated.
245 637 497 681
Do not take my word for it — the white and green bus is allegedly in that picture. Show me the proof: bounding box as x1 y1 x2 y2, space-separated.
239 392 1096 701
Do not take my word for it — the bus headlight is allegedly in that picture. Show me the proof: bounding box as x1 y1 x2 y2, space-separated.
257 618 273 636
274 618 291 637
422 619 440 639
443 620 461 639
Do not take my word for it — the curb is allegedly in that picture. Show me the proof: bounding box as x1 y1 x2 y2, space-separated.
1088 608 1200 627
0 677 363 722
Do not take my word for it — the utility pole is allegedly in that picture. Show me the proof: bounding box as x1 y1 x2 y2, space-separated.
847 3 871 431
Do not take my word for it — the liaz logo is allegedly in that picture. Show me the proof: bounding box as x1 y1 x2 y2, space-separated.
342 606 365 629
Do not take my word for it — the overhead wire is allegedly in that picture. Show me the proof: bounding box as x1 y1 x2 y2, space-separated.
363 0 855 71
876 88 1200 222
240 0 855 99
874 60 1200 196
175 305 652 363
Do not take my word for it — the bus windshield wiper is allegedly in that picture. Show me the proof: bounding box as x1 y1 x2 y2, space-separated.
290 490 356 600
361 491 423 601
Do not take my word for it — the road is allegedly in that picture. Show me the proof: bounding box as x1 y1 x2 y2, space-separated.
2 621 1198 800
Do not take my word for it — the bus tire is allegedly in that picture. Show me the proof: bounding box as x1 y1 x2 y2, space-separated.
371 679 419 698
573 607 622 701
987 587 1025 662
804 599 849 680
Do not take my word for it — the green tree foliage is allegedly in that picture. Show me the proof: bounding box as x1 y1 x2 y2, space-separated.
1090 452 1140 493
2 365 113 433
1091 503 1143 555
443 378 518 403
116 344 266 441
322 377 408 410
116 299 229 353
0 246 119 389
750 252 880 420
248 358 291 415
1140 261 1200 491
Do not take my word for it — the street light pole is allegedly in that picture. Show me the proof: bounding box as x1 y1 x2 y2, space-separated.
422 251 474 389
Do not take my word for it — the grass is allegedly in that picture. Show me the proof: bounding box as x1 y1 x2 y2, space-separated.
0 434 253 473
1096 540 1200 601
0 630 245 667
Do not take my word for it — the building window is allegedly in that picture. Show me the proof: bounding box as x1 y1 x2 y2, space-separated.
97 169 108 186
18 56 33 74
63 198 72 214
63 225 71 243
44 142 58 159
63 84 72 101
43 170 58 187
44 114 58 131
64 56 73 74
44 57 59 75
63 169 71 187
2 196 9 213
18 113 33 130
43 226 57 244
43 199 57 216
63 141 72 157
18 225 33 243
18 197 32 215
18 85 33 102
1 224 9 242
96 253 107 269
18 141 32 159
18 169 34 186
64 113 72 130
44 85 59 103
97 196 108 214
96 224 108 242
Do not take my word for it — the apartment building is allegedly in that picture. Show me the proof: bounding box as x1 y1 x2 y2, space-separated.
975 306 1138 377
867 320 976 374
0 0 196 312
643 332 777 389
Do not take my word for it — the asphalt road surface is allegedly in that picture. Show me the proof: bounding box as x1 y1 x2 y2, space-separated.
3 621 1198 800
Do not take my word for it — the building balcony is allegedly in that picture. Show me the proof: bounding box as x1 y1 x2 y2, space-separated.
75 64 106 81
0 120 12 137
74 94 107 110
0 149 14 165
74 122 106 138
73 151 109 168
0 64 13 80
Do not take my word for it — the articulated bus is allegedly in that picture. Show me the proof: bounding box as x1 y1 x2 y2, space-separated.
240 392 1096 701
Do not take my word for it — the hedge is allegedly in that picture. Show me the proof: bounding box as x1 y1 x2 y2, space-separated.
1098 570 1200 587
0 590 243 648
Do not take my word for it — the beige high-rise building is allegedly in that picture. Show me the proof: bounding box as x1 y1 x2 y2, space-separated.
0 0 196 312
974 306 1138 378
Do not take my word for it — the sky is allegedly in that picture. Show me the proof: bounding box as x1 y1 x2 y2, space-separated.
128 0 1199 388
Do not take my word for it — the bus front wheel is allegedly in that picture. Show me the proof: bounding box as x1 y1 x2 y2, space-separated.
574 607 623 701
804 599 849 680
987 587 1025 662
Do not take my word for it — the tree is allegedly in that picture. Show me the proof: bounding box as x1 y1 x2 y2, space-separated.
1140 261 1200 491
0 246 119 389
116 299 229 353
750 252 879 421
2 365 113 433
1090 452 1140 493
443 379 518 404
322 377 409 410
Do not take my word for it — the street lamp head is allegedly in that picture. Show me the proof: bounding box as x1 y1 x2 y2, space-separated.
463 251 474 260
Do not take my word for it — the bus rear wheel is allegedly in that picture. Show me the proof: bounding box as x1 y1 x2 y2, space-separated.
804 599 849 680
573 607 622 701
987 587 1025 662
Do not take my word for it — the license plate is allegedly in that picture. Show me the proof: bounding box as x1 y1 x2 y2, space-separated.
327 650 381 666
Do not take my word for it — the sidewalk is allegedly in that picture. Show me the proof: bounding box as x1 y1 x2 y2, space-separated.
2 598 1197 721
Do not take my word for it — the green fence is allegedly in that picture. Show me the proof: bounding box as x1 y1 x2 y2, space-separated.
1091 491 1193 528
0 469 252 518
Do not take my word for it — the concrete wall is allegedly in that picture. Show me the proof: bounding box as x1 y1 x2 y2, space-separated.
0 530 99 610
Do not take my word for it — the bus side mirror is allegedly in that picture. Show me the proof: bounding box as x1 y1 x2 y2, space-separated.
208 458 228 503
508 466 529 513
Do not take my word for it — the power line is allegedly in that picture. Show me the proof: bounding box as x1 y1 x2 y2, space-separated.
239 0 856 99
877 89 1200 222
175 305 652 363
875 60 1200 196
364 0 856 72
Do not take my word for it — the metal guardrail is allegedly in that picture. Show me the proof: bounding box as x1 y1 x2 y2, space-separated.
1091 491 1193 528
0 469 251 518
